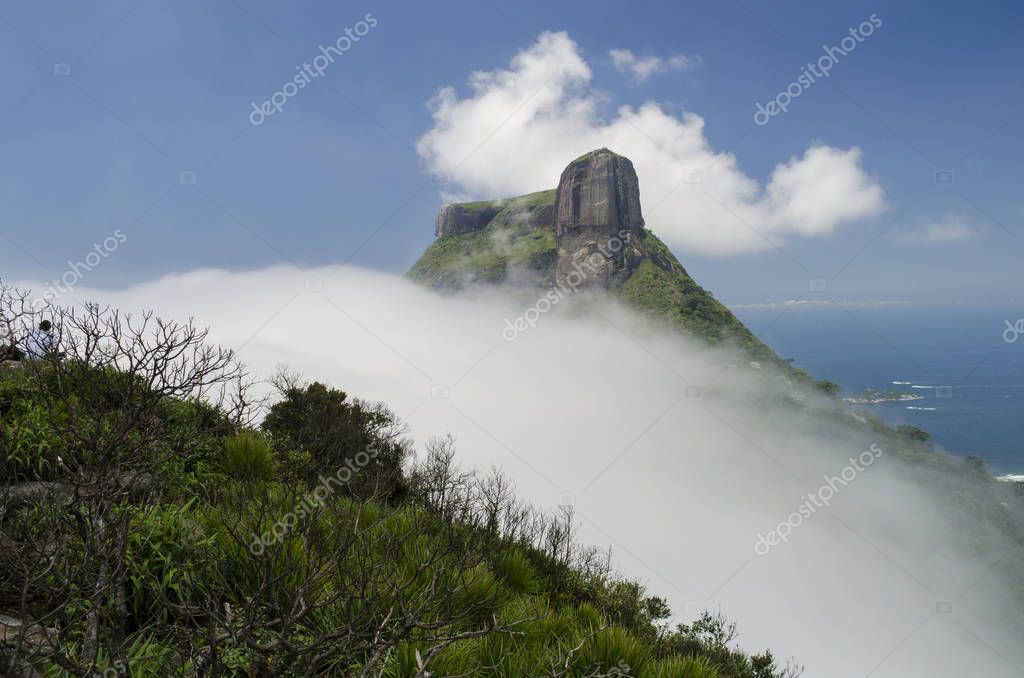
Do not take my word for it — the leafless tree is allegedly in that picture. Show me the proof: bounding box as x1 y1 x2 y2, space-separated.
0 282 38 362
473 465 518 535
268 364 306 396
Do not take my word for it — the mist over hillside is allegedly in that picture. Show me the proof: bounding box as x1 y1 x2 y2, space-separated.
21 263 1022 677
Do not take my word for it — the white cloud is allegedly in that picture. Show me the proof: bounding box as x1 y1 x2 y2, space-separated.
416 31 886 257
902 214 980 243
609 48 692 83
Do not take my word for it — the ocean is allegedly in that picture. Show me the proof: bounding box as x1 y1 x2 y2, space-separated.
732 305 1024 475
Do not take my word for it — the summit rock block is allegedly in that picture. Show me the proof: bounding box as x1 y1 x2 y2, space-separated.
552 149 646 288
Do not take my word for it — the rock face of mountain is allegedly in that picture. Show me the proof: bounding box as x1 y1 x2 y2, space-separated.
434 203 502 238
409 148 778 361
552 149 646 288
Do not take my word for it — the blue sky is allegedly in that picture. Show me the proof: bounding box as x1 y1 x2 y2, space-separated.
0 0 1022 305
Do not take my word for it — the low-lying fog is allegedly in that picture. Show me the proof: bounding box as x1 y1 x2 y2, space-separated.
20 265 1024 677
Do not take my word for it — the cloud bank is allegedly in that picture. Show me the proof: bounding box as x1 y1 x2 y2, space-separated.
17 266 1023 677
416 31 885 257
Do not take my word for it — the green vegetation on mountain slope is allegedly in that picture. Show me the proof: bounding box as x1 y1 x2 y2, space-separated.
408 190 558 289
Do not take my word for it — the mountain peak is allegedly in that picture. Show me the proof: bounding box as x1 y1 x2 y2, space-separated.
567 146 617 163
553 147 646 288
410 151 779 362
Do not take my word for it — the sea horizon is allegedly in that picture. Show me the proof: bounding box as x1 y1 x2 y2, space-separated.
734 303 1024 474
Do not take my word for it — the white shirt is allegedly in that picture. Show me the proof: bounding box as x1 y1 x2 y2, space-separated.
25 329 55 358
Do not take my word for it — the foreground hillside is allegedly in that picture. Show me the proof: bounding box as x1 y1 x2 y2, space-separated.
0 286 800 676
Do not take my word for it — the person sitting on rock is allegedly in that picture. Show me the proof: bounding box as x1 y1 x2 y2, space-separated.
24 320 58 359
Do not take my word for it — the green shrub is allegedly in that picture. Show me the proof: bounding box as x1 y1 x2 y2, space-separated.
0 399 71 480
262 382 407 493
1 363 233 482
220 430 276 481
262 382 371 467
963 455 987 476
576 602 604 631
452 564 510 624
577 627 651 676
124 502 212 625
493 547 540 594
897 424 932 445
600 580 671 637
815 380 840 396
657 612 798 678
653 654 721 678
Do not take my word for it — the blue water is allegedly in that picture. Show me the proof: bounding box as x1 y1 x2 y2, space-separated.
733 305 1024 475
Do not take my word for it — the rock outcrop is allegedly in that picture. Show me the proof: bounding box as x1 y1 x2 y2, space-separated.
552 148 646 288
434 203 502 238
